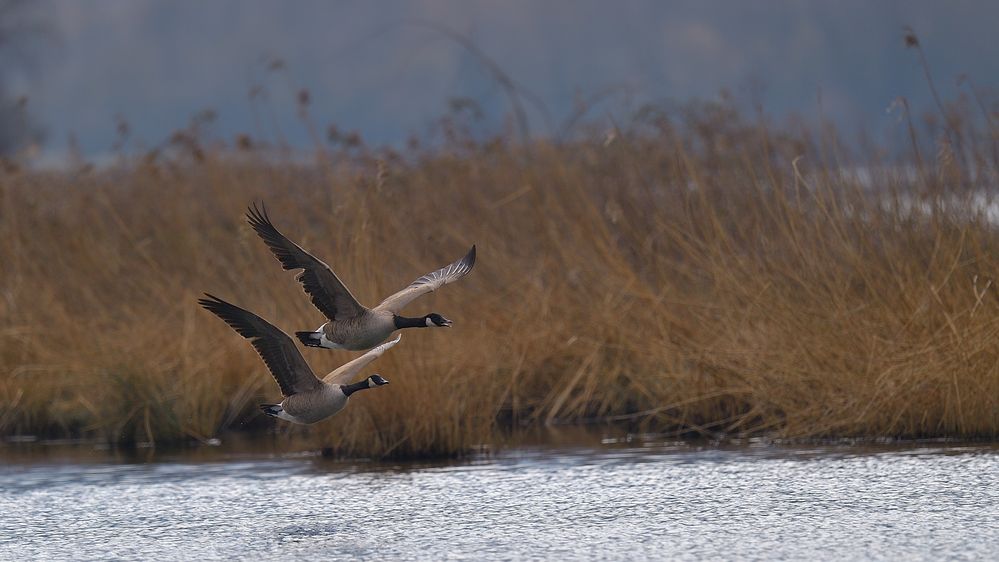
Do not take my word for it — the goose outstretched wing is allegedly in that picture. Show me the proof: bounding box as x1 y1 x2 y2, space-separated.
199 293 321 396
323 335 401 385
246 203 366 321
374 246 476 313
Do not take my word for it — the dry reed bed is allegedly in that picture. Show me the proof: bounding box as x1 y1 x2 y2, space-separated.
1 110 998 457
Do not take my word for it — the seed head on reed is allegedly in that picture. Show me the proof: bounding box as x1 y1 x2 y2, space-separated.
1 87 998 457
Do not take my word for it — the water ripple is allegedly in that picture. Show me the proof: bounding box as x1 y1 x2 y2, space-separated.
1 445 997 560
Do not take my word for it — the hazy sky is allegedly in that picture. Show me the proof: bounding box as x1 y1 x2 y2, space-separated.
7 1 999 158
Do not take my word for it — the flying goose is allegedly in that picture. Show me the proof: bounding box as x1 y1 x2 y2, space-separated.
198 293 399 425
246 203 476 351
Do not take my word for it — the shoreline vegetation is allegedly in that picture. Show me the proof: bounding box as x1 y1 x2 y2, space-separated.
2 87 999 459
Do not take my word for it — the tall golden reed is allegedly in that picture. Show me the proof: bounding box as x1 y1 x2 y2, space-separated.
1 98 997 458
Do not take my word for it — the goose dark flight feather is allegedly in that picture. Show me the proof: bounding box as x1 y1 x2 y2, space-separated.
198 293 319 397
246 204 365 321
246 203 476 351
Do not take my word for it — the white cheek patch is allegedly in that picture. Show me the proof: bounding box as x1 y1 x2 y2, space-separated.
426 317 434 327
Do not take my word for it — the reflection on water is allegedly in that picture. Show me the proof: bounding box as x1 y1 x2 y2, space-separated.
1 437 998 561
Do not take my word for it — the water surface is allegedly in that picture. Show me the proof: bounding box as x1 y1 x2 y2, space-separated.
1 439 997 560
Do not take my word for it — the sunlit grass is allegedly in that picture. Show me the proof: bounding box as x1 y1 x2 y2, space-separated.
1 93 998 458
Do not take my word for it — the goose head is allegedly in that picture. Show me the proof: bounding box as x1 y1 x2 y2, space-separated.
425 313 452 328
367 374 390 387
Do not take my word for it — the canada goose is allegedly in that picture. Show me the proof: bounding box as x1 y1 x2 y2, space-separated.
198 293 399 425
246 203 476 351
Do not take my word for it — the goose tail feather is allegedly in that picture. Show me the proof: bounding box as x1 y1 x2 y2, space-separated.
259 404 283 418
295 331 323 348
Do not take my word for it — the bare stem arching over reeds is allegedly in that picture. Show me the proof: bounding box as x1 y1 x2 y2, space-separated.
1 92 998 458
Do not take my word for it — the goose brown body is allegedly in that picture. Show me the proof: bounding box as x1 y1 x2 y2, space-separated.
280 384 349 425
319 310 398 351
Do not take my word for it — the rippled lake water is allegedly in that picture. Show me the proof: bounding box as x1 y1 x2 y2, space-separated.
1 438 998 561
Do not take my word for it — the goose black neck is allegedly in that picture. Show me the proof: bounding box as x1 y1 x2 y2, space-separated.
393 314 427 329
341 379 371 397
